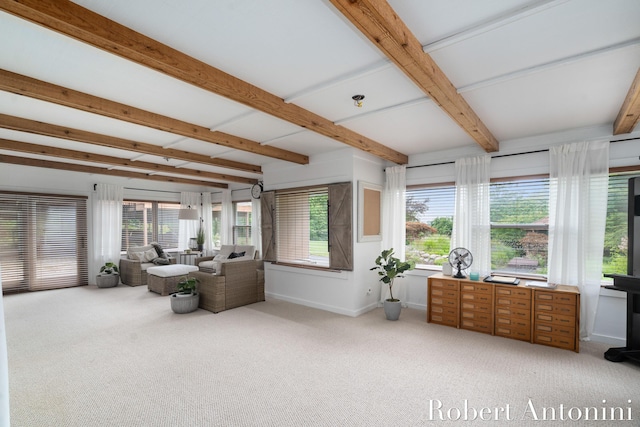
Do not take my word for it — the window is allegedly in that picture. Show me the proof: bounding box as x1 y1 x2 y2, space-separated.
233 201 252 245
121 201 180 251
261 182 352 270
490 178 549 275
0 192 88 293
406 172 638 279
405 185 455 268
602 172 637 279
211 203 221 248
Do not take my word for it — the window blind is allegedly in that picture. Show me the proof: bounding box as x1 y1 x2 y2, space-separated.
0 192 88 293
121 201 180 251
276 187 329 267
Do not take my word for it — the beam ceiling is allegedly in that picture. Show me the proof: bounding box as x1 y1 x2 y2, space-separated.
0 0 408 165
330 0 499 153
0 154 228 188
613 67 640 135
0 70 297 171
0 113 261 178
0 138 257 185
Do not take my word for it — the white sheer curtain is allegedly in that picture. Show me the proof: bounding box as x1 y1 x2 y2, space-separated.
179 192 200 250
202 193 213 255
220 189 233 246
380 165 406 304
548 140 609 341
92 183 123 278
251 197 262 256
452 155 491 277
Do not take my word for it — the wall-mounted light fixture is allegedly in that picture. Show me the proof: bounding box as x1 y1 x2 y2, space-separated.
352 94 365 108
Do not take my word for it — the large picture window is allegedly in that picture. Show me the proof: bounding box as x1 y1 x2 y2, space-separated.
121 201 180 251
261 182 352 270
0 192 88 293
406 172 635 278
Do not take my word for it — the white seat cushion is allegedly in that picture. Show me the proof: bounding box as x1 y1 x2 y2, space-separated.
146 264 198 278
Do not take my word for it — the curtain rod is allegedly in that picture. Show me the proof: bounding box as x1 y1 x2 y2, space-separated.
93 184 181 194
405 136 640 170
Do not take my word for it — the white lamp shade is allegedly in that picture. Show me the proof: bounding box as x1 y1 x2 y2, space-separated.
178 208 199 220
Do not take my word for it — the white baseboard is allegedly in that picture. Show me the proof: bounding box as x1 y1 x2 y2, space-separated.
266 292 365 317
590 333 625 347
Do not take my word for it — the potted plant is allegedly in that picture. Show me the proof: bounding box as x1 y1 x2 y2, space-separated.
96 261 120 288
370 248 414 320
196 226 205 252
171 276 199 314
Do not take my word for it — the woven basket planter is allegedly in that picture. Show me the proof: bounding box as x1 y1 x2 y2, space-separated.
96 274 119 288
170 293 199 314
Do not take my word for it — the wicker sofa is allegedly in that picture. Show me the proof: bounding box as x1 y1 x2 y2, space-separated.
190 259 265 313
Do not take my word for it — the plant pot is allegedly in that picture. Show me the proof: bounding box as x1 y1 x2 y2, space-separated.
383 299 401 321
171 293 199 314
96 274 119 288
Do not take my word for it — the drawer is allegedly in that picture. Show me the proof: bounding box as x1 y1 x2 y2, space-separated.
430 278 458 290
534 312 576 328
495 325 531 341
534 332 575 351
495 315 530 330
431 297 458 308
461 310 491 323
535 291 577 306
430 288 458 299
495 306 530 319
461 292 492 303
496 297 531 310
535 302 576 316
534 322 575 338
430 313 458 327
430 305 457 317
461 301 492 313
461 319 492 334
495 286 531 299
460 283 492 294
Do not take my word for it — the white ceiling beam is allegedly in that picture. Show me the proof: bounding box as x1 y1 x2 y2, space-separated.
458 37 640 94
423 0 570 53
334 97 429 125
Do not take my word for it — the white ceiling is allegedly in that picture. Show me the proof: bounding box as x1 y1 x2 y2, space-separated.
0 0 639 189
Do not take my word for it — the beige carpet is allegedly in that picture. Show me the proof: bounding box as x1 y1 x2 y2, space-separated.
3 285 640 426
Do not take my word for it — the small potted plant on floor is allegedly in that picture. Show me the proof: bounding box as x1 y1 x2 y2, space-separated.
171 276 199 314
371 248 414 320
96 262 120 288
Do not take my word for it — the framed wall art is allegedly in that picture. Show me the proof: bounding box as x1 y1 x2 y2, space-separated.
358 181 382 242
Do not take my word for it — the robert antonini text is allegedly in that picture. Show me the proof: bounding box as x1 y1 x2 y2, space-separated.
425 399 634 422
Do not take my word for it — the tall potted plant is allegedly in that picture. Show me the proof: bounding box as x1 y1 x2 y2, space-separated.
196 226 205 252
370 248 414 320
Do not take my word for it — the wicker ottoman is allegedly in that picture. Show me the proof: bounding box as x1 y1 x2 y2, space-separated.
147 264 199 296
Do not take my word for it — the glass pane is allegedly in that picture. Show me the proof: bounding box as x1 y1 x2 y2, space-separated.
157 203 179 249
405 186 455 268
490 179 549 275
602 173 635 280
122 202 152 250
234 201 252 226
212 204 221 248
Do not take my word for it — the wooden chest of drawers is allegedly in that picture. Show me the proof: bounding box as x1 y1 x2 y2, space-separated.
494 285 531 342
427 277 459 327
460 282 493 334
533 289 579 351
427 274 580 352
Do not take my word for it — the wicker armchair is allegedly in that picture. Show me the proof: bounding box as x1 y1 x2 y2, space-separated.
120 256 176 287
190 259 264 313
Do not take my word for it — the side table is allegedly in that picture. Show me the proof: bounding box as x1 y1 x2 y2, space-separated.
179 251 201 265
